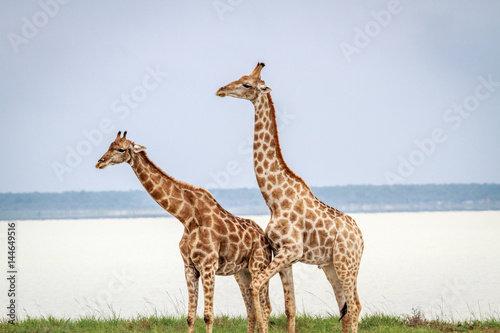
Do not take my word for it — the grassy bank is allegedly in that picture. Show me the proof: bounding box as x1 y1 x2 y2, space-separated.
1 312 499 333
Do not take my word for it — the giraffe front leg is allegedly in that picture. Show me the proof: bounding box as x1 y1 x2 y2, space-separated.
278 266 296 333
250 248 299 333
184 265 200 333
234 270 256 333
201 265 217 333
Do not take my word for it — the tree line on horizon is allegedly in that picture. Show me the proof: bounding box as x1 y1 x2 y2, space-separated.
1 184 499 220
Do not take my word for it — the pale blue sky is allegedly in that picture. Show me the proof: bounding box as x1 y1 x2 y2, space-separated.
1 0 499 193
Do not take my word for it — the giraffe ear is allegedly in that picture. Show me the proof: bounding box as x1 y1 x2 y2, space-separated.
132 144 146 153
257 84 272 93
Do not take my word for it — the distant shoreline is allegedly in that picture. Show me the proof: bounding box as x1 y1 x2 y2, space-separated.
1 184 499 220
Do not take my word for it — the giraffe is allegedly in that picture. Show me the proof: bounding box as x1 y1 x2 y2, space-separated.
95 131 272 333
216 63 364 333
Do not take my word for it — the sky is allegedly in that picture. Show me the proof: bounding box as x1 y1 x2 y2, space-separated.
1 0 499 193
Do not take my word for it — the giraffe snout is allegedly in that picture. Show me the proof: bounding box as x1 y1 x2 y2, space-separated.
216 87 227 97
95 159 106 169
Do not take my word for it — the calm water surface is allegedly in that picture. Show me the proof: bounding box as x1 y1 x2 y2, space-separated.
1 211 499 321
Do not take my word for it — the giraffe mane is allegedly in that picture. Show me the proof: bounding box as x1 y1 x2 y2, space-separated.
137 150 211 195
266 93 311 191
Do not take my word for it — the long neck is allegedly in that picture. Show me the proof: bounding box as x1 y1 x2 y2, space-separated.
129 151 196 225
252 93 310 207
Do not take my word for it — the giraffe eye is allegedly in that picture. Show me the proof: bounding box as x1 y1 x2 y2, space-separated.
242 84 252 88
118 148 126 153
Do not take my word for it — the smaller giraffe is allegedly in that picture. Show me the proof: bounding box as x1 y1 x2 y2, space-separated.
96 131 272 333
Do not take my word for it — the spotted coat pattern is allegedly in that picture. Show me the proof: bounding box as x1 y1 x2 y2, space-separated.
217 63 364 333
96 132 272 333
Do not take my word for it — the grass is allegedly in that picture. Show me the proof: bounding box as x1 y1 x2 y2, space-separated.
1 310 499 333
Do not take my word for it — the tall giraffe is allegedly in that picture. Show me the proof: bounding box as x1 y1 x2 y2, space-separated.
95 131 272 333
216 63 364 333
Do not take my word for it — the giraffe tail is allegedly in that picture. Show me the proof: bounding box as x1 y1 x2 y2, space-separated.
339 302 348 321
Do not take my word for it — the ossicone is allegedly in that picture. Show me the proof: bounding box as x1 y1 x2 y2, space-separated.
249 62 266 79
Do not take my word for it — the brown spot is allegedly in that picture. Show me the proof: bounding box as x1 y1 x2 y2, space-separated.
290 211 298 222
316 219 324 228
269 230 280 242
285 187 295 199
267 174 276 183
291 227 300 240
263 159 269 169
305 209 316 221
151 187 164 199
266 183 272 191
318 229 328 241
342 229 349 239
266 149 274 160
305 198 314 208
150 173 161 184
169 198 183 212
305 221 313 229
272 188 283 200
144 180 154 192
269 161 278 172
138 172 148 182
255 121 264 131
277 174 285 185
257 151 264 162
309 230 319 247
264 133 271 142
275 219 290 235
180 203 192 218
294 201 305 215
183 191 196 205
256 166 263 174
171 185 182 198
229 233 239 243
243 232 251 245
282 198 292 210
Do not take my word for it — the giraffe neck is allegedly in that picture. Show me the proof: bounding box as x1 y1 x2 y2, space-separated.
252 93 310 207
129 151 196 225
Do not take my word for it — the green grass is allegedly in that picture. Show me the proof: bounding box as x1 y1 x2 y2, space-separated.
1 312 499 332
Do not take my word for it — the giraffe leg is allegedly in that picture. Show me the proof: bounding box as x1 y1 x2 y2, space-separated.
200 265 217 333
331 258 361 333
258 281 271 333
248 246 272 333
234 269 256 333
184 265 200 333
350 284 361 333
250 248 299 333
321 263 346 313
278 266 296 333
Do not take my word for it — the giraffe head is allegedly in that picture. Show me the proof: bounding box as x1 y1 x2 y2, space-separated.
95 131 146 169
216 62 272 102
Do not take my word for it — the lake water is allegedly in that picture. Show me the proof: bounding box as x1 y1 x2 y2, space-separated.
1 211 499 321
